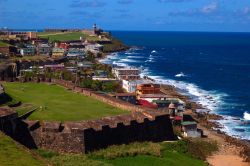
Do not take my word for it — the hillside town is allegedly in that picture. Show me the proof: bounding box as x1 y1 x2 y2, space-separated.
0 24 203 139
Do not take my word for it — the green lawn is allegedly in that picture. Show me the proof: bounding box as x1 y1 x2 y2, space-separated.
2 82 127 121
0 41 9 47
0 132 46 166
103 153 206 166
38 32 100 42
93 142 207 166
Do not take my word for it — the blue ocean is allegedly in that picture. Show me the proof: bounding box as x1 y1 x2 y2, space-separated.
101 31 250 140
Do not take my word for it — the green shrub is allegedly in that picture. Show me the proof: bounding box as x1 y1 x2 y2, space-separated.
35 149 58 159
186 138 218 160
162 139 218 160
50 154 110 166
90 142 161 160
161 140 188 154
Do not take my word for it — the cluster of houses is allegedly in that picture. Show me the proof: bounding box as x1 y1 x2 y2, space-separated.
111 67 202 138
0 24 110 58
1 36 104 59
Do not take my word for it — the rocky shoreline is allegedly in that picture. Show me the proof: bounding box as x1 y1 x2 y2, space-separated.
160 84 250 163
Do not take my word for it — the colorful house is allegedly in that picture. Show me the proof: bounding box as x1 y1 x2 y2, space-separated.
67 49 85 60
52 48 65 59
37 44 51 56
20 45 36 56
138 93 169 102
136 83 161 95
181 121 202 138
113 93 137 105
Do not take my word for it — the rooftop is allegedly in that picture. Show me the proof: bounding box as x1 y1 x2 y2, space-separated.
181 121 197 126
125 79 155 85
114 67 140 71
140 94 169 98
114 93 136 97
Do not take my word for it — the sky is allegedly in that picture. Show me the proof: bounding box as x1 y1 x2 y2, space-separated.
0 0 250 32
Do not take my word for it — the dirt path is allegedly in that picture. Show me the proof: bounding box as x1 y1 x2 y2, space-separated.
200 126 250 166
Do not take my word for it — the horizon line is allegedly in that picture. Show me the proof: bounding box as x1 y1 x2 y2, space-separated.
1 27 250 33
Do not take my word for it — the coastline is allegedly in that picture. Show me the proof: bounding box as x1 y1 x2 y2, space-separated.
160 84 250 164
100 48 250 165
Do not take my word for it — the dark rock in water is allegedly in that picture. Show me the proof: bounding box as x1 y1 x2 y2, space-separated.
217 130 225 134
241 121 250 125
233 128 245 132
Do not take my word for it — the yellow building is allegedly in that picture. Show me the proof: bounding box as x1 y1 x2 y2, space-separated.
52 48 65 59
27 32 37 39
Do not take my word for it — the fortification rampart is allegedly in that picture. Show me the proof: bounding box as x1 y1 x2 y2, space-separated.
27 110 175 153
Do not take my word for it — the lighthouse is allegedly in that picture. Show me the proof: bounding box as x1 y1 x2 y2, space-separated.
93 23 97 31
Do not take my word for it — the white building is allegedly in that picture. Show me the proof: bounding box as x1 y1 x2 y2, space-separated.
113 67 141 80
85 44 103 53
122 79 154 93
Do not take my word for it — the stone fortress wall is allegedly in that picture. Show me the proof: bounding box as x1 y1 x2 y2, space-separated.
0 79 176 153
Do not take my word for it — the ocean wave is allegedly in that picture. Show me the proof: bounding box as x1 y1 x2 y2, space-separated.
244 112 250 120
112 61 128 67
107 54 119 60
125 52 140 55
145 59 155 63
126 56 145 59
151 50 157 54
175 72 187 78
216 115 250 140
119 58 140 63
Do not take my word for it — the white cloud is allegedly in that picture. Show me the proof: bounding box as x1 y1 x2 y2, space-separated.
201 1 218 14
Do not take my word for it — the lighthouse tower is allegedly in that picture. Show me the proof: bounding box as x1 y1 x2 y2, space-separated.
93 23 97 32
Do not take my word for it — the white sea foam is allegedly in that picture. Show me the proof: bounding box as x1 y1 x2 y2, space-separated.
126 56 144 59
107 54 119 59
125 52 139 55
244 112 250 120
119 58 139 63
175 72 186 78
216 115 250 140
112 61 128 67
140 73 227 112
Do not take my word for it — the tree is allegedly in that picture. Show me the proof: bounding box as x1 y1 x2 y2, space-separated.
86 51 95 62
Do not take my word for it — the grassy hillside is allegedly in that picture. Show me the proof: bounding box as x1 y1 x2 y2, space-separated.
0 132 46 166
38 32 100 42
2 82 127 121
39 141 210 166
